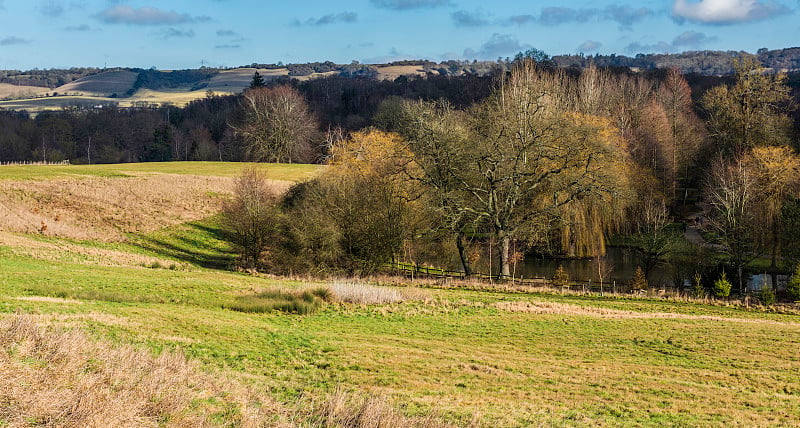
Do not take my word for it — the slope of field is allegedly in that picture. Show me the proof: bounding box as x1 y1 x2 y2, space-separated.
205 67 290 90
0 83 49 99
1 162 799 426
375 65 429 80
0 162 320 240
55 70 139 97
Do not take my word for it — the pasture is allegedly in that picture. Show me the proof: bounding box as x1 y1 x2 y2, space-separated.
1 162 799 427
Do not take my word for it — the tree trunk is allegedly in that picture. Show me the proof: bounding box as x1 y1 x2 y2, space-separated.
500 235 511 278
455 232 473 278
738 264 745 295
771 223 780 269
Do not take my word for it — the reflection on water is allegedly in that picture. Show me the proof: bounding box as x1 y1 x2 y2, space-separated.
429 245 778 291
440 246 678 286
516 247 676 286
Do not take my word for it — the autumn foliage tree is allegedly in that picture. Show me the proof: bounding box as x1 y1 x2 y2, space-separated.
388 61 635 278
279 130 421 275
743 146 800 268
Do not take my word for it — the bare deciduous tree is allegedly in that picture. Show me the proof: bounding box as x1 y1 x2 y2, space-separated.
234 86 317 163
704 155 760 293
222 168 281 269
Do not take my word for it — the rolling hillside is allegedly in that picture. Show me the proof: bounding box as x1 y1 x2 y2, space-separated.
55 70 139 97
0 67 344 112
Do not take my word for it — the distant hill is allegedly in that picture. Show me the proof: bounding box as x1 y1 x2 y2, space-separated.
56 70 139 97
2 47 800 113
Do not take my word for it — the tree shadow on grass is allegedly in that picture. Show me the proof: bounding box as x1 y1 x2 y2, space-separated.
132 221 236 270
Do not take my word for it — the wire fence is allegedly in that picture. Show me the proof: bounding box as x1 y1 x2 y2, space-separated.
385 262 636 293
0 160 71 166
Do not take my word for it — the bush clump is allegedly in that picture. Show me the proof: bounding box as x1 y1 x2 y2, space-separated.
224 288 332 315
787 264 800 302
758 285 776 305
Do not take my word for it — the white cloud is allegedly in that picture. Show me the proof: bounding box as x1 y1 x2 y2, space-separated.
577 40 603 52
464 33 529 60
95 5 192 25
672 0 790 24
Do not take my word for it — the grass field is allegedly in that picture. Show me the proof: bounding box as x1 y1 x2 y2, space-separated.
1 162 799 426
0 161 321 181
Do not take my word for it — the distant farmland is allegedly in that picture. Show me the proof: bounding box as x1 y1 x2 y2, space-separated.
0 66 414 112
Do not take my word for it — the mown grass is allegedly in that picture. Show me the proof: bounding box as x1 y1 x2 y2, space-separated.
0 161 322 181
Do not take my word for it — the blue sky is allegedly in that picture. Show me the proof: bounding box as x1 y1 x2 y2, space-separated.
0 0 797 69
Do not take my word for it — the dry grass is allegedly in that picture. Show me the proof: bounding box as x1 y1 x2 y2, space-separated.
495 300 800 325
0 314 286 427
301 388 458 428
0 83 48 99
0 173 289 241
0 232 182 268
374 65 428 81
329 281 430 305
0 314 455 428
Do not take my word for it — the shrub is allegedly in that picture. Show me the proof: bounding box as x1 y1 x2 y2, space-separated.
758 285 776 305
223 288 330 315
692 272 705 298
787 264 800 302
713 272 732 298
222 168 281 270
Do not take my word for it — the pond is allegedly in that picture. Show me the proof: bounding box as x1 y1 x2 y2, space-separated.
428 245 781 291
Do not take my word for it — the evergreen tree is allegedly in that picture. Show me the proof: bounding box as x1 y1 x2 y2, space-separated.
552 264 570 290
249 71 265 89
630 266 648 291
713 272 732 298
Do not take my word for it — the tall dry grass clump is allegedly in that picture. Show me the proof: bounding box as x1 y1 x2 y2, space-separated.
301 388 458 428
0 315 285 427
329 281 406 304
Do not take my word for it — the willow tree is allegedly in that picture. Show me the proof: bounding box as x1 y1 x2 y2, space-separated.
465 61 632 277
